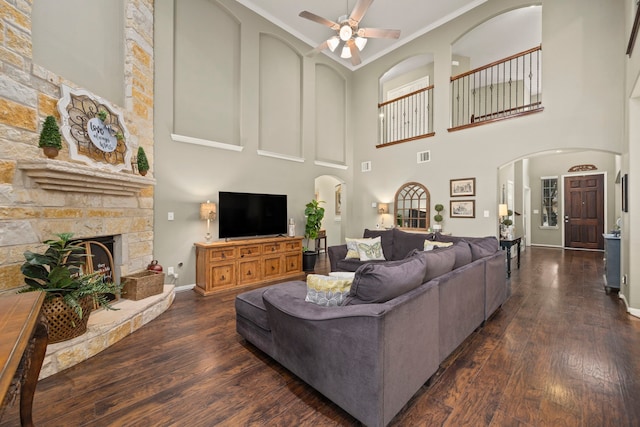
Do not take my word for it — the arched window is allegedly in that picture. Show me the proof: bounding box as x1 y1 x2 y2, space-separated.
394 182 430 230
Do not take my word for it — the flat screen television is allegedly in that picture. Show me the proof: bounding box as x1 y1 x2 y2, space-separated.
218 191 288 239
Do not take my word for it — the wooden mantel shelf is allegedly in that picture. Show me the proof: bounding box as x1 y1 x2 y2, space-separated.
18 159 155 197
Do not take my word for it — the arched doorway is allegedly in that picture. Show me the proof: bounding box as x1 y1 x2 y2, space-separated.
314 175 345 248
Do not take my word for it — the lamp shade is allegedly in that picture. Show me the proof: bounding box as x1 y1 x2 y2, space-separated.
378 203 389 214
200 201 217 220
498 204 508 217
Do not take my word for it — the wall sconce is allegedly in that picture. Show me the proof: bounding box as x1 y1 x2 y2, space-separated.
200 200 217 241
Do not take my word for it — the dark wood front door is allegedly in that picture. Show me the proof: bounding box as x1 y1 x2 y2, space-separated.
564 174 604 250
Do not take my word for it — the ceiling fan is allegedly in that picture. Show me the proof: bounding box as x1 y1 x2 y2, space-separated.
299 0 400 66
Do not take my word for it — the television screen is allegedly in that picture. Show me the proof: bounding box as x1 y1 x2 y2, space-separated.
219 191 288 239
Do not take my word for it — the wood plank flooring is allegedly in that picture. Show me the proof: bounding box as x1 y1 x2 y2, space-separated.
2 247 639 426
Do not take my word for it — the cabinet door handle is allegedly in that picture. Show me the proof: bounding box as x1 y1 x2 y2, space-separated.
247 270 252 276
221 275 225 280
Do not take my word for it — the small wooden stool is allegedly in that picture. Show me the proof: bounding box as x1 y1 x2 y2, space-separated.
315 229 327 254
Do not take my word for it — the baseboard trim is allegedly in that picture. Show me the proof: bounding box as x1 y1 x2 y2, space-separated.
175 284 196 292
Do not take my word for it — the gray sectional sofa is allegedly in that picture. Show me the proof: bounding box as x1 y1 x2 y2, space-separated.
235 228 507 427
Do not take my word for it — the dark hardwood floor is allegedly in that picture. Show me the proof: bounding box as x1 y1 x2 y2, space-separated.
2 248 639 426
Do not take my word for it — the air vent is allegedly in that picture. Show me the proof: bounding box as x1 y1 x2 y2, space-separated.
361 161 372 172
417 150 431 164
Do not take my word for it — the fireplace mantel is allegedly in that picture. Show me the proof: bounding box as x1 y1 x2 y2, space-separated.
18 159 155 196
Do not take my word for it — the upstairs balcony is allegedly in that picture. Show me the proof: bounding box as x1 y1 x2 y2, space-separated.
449 45 543 131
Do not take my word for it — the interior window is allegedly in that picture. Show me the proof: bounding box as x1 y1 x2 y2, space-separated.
541 177 558 227
394 182 430 230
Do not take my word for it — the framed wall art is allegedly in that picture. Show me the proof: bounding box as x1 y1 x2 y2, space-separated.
450 178 476 197
450 200 475 218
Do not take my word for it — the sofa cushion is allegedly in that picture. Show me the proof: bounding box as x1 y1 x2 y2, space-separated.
305 274 353 307
345 255 427 305
392 228 435 260
363 228 394 260
410 247 457 282
467 236 499 260
235 288 270 331
451 240 473 269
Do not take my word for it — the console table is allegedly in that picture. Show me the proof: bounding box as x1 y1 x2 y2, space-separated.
0 292 48 427
499 237 522 278
195 236 305 296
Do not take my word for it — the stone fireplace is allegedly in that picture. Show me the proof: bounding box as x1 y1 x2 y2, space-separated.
0 0 163 378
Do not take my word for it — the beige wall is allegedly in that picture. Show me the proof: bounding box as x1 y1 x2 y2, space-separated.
153 0 353 286
0 0 155 293
348 0 624 240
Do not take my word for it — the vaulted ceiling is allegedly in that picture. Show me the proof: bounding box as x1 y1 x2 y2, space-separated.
235 0 490 69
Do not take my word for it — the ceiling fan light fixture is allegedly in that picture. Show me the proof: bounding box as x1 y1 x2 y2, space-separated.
339 24 353 41
327 36 340 52
340 44 352 59
355 36 367 51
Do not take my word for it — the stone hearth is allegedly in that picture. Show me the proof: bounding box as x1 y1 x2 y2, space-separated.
39 285 175 379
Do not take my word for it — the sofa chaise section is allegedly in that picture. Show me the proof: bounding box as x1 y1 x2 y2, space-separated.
261 279 440 427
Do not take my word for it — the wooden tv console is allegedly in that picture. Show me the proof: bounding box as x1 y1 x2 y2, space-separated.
194 236 304 296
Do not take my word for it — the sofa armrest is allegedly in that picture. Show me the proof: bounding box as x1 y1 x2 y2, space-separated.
328 244 348 272
483 250 507 319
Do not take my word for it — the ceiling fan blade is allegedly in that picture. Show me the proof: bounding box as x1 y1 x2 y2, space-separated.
306 40 329 57
357 28 401 39
348 0 373 26
299 11 340 30
347 39 361 66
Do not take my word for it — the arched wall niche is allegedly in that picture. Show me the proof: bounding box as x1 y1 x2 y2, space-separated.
174 0 241 145
259 33 303 158
315 64 347 164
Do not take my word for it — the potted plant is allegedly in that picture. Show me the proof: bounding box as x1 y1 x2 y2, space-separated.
20 233 121 343
137 146 149 176
433 203 444 231
303 199 325 271
501 209 514 239
38 115 63 159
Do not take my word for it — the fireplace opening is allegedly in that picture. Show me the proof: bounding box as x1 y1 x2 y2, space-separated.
73 235 118 303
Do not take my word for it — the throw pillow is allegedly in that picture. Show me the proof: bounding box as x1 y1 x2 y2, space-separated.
356 236 385 261
329 271 356 279
345 255 427 305
424 241 454 251
305 274 353 307
345 238 362 259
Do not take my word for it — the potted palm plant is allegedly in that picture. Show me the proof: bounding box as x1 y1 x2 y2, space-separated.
38 115 63 159
20 233 121 343
303 199 325 271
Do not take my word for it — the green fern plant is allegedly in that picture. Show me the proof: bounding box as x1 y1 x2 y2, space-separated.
20 233 121 318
